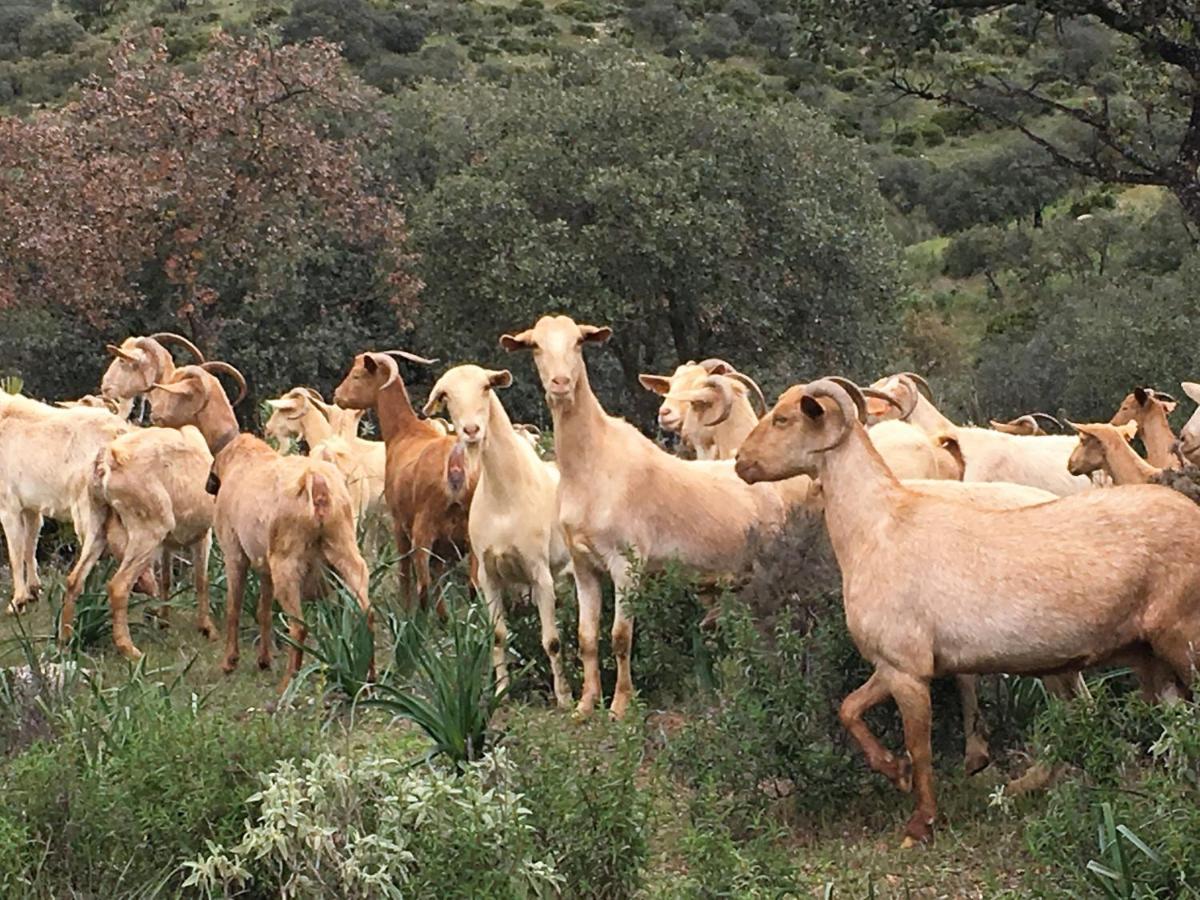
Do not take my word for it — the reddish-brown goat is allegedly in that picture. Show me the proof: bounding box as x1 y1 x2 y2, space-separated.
334 352 476 613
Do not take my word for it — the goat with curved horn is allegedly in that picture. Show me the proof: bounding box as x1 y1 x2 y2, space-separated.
701 376 736 427
897 372 934 401
148 332 205 362
199 362 247 406
726 372 767 416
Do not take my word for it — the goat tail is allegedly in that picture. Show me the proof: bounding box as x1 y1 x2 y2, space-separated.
300 469 333 522
934 431 966 481
446 440 469 501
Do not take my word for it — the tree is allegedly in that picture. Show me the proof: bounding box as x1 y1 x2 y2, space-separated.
834 0 1200 225
385 54 900 424
0 33 417 402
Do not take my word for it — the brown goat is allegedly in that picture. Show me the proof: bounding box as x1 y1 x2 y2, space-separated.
148 363 370 690
1109 387 1180 470
333 352 476 614
736 378 1200 845
1067 421 1156 485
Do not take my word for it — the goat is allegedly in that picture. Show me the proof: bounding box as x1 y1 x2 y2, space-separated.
988 413 1062 436
870 373 1092 495
100 332 205 418
639 359 766 460
423 365 573 708
0 393 132 618
148 363 370 690
1110 387 1180 470
501 315 788 719
333 352 476 614
735 377 1200 845
89 425 216 658
1067 421 1155 485
264 387 385 529
1180 382 1200 465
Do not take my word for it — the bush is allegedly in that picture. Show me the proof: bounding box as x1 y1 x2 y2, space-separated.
0 668 318 894
185 747 563 898
919 121 945 146
504 706 651 898
930 106 979 136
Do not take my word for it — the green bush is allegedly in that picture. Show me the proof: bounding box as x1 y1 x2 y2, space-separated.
185 747 563 898
919 121 946 146
0 669 318 894
504 706 651 898
508 4 543 25
930 106 978 136
892 123 921 147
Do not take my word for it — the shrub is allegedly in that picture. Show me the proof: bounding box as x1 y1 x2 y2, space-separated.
0 667 318 894
185 747 563 898
919 121 946 146
504 706 651 898
508 4 543 25
892 123 920 147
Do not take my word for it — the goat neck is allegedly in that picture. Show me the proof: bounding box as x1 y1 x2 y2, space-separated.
475 392 541 504
818 421 908 572
908 395 957 436
1138 404 1178 469
375 377 435 443
547 363 608 481
295 404 334 447
191 393 241 457
1100 433 1161 485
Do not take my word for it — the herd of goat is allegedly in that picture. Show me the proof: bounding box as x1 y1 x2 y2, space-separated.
4 314 1200 844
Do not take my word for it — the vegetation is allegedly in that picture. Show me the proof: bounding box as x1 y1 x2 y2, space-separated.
3 0 1200 894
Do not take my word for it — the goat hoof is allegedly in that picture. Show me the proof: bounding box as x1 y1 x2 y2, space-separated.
555 694 574 711
198 623 216 641
902 814 935 846
964 749 991 776
5 602 23 617
221 657 239 674
116 644 143 662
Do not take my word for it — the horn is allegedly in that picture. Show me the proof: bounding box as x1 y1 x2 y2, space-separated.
199 361 247 406
701 376 736 427
697 358 735 375
897 372 933 401
383 350 439 366
725 372 767 416
288 386 334 420
1151 389 1178 405
148 332 205 362
106 343 136 362
862 387 906 418
1030 412 1063 432
805 378 866 450
824 377 868 423
517 423 541 437
369 352 401 390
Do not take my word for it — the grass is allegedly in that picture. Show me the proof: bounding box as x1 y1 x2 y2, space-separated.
0 560 1068 898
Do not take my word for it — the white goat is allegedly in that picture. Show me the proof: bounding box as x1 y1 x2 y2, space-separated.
424 365 573 708
1179 381 1200 465
0 393 132 618
736 377 1200 845
502 316 788 719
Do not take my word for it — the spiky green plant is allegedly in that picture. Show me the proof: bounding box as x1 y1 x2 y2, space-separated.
1086 802 1162 899
0 375 22 395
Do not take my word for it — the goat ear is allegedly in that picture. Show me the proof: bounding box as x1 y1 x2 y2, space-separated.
500 331 534 352
1181 381 1200 404
422 390 445 417
1134 386 1150 405
638 374 671 396
579 325 612 345
487 369 513 390
865 396 892 419
800 395 825 420
1117 422 1138 441
363 355 378 374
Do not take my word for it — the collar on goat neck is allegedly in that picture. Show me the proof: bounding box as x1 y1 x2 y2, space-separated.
816 421 905 570
211 427 239 457
546 367 607 481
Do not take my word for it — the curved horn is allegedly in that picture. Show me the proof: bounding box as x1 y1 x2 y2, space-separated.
149 332 205 362
383 350 439 366
106 343 136 362
862 387 906 417
725 371 767 416
824 377 868 423
897 372 933 401
805 378 865 450
288 386 335 420
1151 389 1178 405
697 358 735 375
701 376 736 427
1030 412 1063 432
517 423 541 438
199 361 247 406
368 352 401 391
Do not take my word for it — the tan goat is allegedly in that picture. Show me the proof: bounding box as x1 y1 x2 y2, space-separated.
264 387 386 529
148 363 370 690
1067 422 1154 485
501 316 788 719
100 332 206 417
424 365 573 708
88 425 216 658
638 359 765 460
1109 387 1180 470
1179 382 1200 465
735 377 1200 845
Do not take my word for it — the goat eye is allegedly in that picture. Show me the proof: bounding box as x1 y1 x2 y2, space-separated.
773 416 788 428
693 401 709 411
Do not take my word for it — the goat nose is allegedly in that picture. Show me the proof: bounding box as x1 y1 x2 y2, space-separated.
462 424 480 438
550 376 570 390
